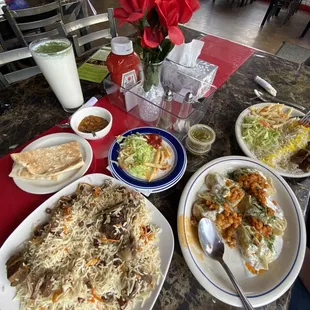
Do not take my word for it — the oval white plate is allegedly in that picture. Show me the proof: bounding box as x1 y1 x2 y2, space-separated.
0 173 174 310
235 102 308 178
12 133 93 194
177 156 306 308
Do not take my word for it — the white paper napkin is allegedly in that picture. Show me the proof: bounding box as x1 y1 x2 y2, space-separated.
68 96 98 120
167 39 204 67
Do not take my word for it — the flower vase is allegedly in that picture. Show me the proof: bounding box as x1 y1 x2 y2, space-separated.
138 62 164 123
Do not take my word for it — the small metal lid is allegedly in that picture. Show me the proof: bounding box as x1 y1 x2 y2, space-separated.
184 92 194 104
164 89 173 101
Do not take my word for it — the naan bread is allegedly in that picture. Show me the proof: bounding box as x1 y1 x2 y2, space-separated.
10 141 84 177
9 163 58 181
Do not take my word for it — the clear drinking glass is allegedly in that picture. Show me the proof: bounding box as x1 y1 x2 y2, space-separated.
29 37 84 113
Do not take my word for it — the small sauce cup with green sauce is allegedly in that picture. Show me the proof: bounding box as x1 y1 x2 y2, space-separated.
185 124 216 155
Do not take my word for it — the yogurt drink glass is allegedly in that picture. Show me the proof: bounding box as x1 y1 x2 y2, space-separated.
29 38 84 112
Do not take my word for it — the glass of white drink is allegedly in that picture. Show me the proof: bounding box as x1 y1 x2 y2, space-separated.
29 38 84 112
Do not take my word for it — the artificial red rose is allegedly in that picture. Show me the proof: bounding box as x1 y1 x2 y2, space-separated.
142 26 164 48
178 0 200 24
155 0 178 28
114 0 155 26
166 25 184 45
155 0 184 45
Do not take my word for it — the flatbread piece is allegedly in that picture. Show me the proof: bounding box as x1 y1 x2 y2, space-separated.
9 163 58 181
10 141 84 179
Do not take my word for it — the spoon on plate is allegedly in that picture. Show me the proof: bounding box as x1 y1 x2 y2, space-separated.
254 89 305 111
198 218 254 310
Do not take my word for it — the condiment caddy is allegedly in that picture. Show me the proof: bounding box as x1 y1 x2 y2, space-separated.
103 76 216 141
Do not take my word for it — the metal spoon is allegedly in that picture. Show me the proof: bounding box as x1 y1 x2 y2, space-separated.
56 122 71 129
198 218 254 310
254 89 305 111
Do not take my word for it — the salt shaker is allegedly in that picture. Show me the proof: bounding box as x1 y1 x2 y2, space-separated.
157 89 173 130
173 92 194 132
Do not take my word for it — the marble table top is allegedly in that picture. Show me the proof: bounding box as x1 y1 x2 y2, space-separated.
151 51 310 310
0 40 309 309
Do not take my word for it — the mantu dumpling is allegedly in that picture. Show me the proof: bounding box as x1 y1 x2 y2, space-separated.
238 195 287 236
237 224 278 272
205 173 245 207
230 168 275 197
237 194 286 273
192 193 225 222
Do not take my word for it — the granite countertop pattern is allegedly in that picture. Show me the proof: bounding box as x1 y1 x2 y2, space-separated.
0 78 102 154
0 47 310 309
150 52 310 310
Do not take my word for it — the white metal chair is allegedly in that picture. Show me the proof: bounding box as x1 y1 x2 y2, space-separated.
0 33 19 52
60 8 117 57
0 47 40 87
2 1 63 47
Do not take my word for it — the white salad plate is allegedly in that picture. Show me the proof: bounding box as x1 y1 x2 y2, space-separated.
177 156 306 308
12 133 93 194
0 173 174 310
235 102 308 178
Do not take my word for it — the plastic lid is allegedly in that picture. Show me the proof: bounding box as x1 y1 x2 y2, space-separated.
188 124 216 145
111 37 133 55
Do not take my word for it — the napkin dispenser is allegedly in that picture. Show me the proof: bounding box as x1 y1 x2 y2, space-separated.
161 40 218 99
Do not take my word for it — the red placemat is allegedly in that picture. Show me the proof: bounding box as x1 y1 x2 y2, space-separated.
0 35 255 246
0 98 146 246
199 35 256 89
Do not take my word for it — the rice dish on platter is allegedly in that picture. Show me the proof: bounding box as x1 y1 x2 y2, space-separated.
241 104 310 174
6 181 161 310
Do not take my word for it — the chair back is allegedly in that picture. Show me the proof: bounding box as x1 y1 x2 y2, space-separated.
60 8 117 57
3 1 63 47
0 33 19 52
0 47 40 87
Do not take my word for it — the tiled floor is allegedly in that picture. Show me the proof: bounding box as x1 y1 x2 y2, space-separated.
93 0 310 54
185 0 310 54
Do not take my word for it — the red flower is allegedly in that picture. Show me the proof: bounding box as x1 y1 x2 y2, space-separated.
142 27 164 48
155 0 184 45
178 0 200 24
114 0 155 26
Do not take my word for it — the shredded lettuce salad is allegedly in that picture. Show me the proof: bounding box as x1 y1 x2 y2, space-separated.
117 134 155 178
241 116 281 155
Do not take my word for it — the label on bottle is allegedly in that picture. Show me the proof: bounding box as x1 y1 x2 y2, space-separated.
121 70 137 92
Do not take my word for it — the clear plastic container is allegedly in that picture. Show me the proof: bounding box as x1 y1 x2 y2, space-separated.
185 124 216 155
103 73 217 141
